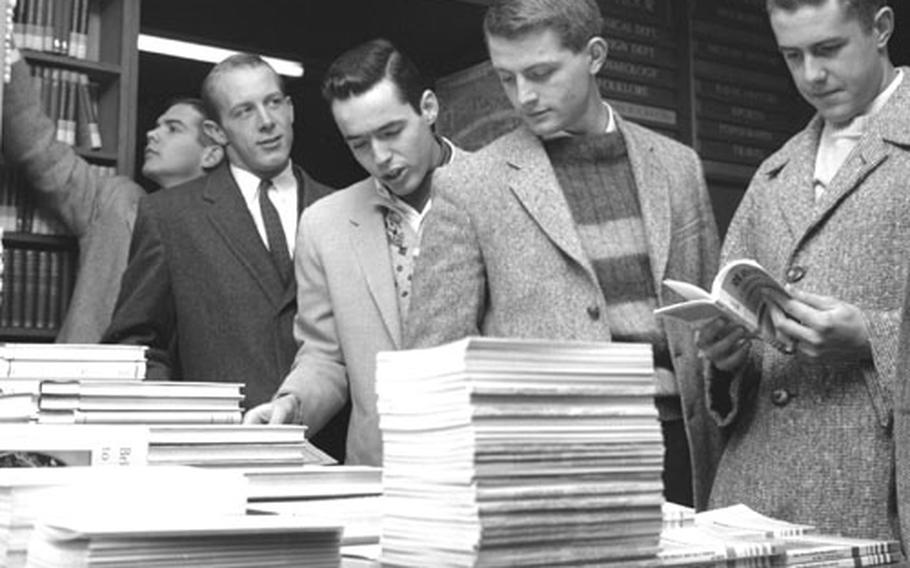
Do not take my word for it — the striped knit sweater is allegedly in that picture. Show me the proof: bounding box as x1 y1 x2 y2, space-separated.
544 131 678 417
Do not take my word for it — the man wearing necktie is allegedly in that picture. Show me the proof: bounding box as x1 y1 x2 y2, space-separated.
244 39 465 466
103 54 333 413
696 0 910 542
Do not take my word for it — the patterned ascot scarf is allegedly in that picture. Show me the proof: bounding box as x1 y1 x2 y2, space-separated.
380 137 453 321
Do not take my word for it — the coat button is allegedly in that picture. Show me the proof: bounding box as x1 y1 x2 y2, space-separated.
771 388 791 407
586 306 601 321
786 266 806 283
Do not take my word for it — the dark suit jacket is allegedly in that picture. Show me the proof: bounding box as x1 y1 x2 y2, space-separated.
103 162 333 409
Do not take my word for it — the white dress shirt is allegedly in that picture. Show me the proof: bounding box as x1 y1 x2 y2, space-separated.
231 162 299 257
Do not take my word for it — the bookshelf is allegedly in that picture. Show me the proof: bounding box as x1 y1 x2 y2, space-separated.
1 0 140 341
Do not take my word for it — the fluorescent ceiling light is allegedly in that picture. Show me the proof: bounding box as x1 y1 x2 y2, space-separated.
137 34 304 78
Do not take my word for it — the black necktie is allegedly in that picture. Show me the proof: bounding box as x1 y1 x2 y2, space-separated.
258 178 293 285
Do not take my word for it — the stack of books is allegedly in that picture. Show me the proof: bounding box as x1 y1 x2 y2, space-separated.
1 380 244 424
0 466 248 568
658 504 904 567
24 516 342 568
245 465 383 551
375 337 665 567
0 344 147 396
0 424 335 468
147 425 335 468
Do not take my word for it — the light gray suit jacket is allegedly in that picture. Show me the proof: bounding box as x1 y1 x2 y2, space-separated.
277 146 466 465
405 116 723 510
712 68 910 542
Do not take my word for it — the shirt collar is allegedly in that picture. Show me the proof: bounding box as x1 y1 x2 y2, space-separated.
230 161 295 199
372 136 456 221
542 102 616 140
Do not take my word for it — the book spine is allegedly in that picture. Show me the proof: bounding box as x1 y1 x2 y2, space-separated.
35 249 49 329
41 0 52 52
12 0 25 47
67 0 81 57
85 78 103 149
59 248 74 317
77 0 89 59
64 70 77 146
0 246 11 328
9 247 24 328
22 248 37 329
76 73 101 149
47 248 60 329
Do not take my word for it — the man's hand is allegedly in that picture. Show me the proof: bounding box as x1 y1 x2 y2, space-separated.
242 393 301 425
775 288 872 362
695 316 751 373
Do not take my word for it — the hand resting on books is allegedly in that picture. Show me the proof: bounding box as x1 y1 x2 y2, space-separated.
243 393 301 425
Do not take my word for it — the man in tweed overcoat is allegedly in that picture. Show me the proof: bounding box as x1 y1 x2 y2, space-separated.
699 0 909 542
406 0 724 509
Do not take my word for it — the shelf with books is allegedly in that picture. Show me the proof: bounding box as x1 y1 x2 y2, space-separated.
2 231 77 249
0 0 139 342
21 48 121 78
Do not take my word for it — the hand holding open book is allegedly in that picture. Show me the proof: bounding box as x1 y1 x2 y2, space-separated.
654 259 798 354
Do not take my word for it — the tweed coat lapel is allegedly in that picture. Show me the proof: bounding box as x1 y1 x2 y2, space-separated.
203 163 288 309
502 128 595 279
787 70 910 250
761 123 819 244
349 182 402 348
617 115 671 291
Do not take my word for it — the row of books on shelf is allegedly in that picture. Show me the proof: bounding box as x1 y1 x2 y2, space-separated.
14 0 92 59
0 164 116 235
1 247 75 331
30 63 103 151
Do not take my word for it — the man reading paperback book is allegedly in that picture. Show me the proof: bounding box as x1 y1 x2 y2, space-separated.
655 259 796 353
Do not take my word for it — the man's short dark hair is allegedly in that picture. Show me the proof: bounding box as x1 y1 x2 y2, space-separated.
766 0 888 30
321 38 429 112
200 53 285 123
483 0 604 53
165 97 219 147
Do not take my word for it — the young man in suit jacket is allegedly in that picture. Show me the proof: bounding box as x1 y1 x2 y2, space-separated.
405 0 722 509
698 0 909 541
244 39 463 465
103 54 333 411
2 48 223 342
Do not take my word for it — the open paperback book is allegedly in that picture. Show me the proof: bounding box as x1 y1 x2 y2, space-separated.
655 259 796 353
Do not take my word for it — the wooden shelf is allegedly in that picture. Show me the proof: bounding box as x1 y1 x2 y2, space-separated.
0 327 60 341
22 49 121 82
2 232 78 250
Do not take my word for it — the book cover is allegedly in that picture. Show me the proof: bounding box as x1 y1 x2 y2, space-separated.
656 258 796 352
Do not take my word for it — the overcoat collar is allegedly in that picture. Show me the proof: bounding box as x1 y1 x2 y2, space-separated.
759 67 910 248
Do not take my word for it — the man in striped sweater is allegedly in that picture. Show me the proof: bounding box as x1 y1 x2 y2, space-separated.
405 0 723 509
